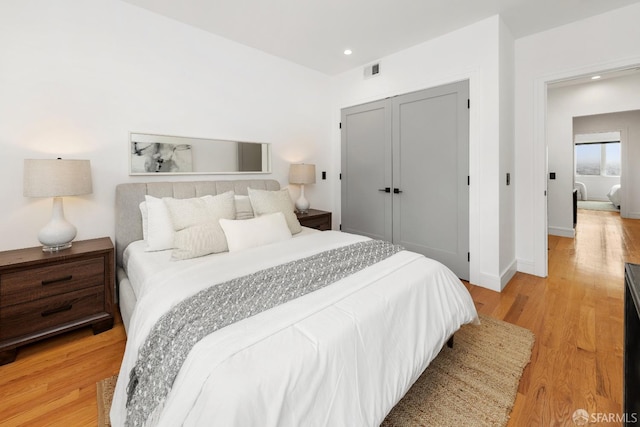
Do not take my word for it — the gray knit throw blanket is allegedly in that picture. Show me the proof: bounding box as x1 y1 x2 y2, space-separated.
125 239 403 426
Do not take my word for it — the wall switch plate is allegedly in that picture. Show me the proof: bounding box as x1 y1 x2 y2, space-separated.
550 172 556 180
322 171 326 180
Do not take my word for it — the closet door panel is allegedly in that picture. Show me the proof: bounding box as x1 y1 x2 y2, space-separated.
341 100 392 241
340 80 469 280
392 81 469 280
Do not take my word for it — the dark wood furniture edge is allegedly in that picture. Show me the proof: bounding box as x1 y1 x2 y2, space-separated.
624 263 640 427
447 335 454 348
0 348 17 364
0 238 114 270
0 238 115 365
296 209 332 231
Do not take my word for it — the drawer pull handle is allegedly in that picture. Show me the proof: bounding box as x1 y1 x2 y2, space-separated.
41 305 73 317
41 275 73 286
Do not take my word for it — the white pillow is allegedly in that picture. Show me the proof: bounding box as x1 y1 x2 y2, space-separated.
234 195 254 220
219 212 292 252
248 188 302 234
139 201 148 241
143 195 175 252
163 191 236 231
163 191 236 260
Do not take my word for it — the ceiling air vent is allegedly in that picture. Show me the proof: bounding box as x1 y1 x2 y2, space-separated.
364 62 381 79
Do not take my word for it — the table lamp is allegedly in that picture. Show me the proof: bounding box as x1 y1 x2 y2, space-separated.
23 158 93 252
289 163 316 213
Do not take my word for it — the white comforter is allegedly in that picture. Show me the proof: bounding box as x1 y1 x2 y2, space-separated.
111 231 478 427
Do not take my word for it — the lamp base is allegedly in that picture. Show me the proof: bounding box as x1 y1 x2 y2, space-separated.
42 242 73 252
295 184 310 214
295 200 310 214
37 197 77 253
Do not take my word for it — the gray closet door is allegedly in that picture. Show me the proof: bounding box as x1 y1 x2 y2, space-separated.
340 80 469 280
392 81 469 280
341 99 392 241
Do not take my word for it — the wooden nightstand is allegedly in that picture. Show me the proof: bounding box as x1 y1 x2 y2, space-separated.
0 237 114 365
296 209 332 231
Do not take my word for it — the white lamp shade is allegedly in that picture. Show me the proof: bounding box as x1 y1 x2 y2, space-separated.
23 159 92 198
289 163 316 185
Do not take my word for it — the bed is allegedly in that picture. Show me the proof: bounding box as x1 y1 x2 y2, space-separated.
607 184 621 208
110 179 478 427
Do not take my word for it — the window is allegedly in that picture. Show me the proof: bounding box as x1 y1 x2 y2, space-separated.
574 132 621 177
575 144 601 175
604 143 621 176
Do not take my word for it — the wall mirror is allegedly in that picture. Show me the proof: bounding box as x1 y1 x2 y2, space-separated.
129 132 271 175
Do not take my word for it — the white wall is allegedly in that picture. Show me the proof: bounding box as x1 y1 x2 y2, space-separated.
547 74 640 236
8 0 638 289
498 19 516 286
0 0 332 252
514 2 640 276
330 15 515 291
574 175 620 202
0 1 517 292
572 175 620 202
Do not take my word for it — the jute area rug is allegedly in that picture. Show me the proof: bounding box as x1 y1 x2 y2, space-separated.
97 314 534 427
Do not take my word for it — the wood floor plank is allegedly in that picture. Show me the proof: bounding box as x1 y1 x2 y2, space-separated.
472 209 630 426
0 208 634 426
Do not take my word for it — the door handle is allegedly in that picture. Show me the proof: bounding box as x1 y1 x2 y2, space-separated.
394 188 403 194
378 187 391 193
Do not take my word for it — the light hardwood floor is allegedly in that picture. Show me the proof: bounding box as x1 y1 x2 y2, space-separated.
0 209 637 426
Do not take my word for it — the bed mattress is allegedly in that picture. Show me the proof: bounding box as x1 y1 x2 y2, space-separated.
122 226 320 301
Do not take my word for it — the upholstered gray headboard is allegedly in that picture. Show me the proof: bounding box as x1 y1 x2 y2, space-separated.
114 179 280 267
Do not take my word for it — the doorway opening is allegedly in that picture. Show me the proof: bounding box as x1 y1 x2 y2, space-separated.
545 69 640 251
573 130 621 214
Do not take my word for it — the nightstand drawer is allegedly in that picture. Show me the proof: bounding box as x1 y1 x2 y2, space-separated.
0 286 104 341
1 258 104 307
301 215 331 230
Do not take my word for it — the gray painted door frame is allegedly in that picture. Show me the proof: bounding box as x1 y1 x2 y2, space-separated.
341 80 470 279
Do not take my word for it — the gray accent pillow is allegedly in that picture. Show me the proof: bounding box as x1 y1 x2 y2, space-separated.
248 188 302 234
172 222 230 260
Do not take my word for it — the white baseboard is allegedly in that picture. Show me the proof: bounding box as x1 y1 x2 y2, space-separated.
500 260 517 290
516 258 536 276
548 226 575 238
516 259 546 277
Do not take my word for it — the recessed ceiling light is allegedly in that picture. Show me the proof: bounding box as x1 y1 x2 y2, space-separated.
591 75 601 80
344 49 352 56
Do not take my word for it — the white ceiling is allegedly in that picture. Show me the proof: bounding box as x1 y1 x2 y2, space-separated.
120 0 640 75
